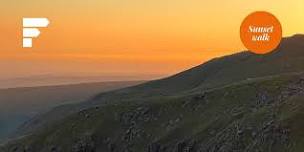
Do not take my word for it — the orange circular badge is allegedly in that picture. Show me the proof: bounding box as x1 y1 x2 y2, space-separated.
240 11 282 54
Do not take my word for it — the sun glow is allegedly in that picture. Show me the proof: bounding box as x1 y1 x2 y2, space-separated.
0 0 303 79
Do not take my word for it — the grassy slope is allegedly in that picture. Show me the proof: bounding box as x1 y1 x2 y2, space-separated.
0 81 144 142
1 35 304 151
2 73 304 152
89 35 304 104
17 35 304 138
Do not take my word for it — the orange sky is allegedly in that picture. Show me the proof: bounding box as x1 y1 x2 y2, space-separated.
0 0 303 80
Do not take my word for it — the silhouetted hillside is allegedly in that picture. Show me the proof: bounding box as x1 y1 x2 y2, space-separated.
2 35 304 152
0 81 143 143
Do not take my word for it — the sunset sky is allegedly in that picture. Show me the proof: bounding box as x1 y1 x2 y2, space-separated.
0 0 303 81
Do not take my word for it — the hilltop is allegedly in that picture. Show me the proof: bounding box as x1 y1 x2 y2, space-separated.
1 34 304 152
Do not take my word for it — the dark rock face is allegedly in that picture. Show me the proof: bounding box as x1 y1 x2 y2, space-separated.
147 143 161 152
72 136 95 152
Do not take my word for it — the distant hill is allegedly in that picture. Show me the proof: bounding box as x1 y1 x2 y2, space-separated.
0 74 157 89
1 34 304 152
89 34 304 103
0 81 144 143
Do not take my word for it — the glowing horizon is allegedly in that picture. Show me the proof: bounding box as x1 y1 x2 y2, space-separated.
0 0 303 80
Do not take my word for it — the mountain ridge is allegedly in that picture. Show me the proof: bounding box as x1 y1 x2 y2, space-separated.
13 34 304 139
89 34 304 103
2 34 304 152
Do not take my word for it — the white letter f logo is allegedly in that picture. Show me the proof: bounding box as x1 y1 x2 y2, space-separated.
23 18 50 48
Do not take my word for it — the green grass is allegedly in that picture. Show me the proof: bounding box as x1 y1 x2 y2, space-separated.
2 72 304 152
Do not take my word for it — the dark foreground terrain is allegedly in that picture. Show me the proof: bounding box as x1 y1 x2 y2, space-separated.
1 35 304 152
0 81 143 143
